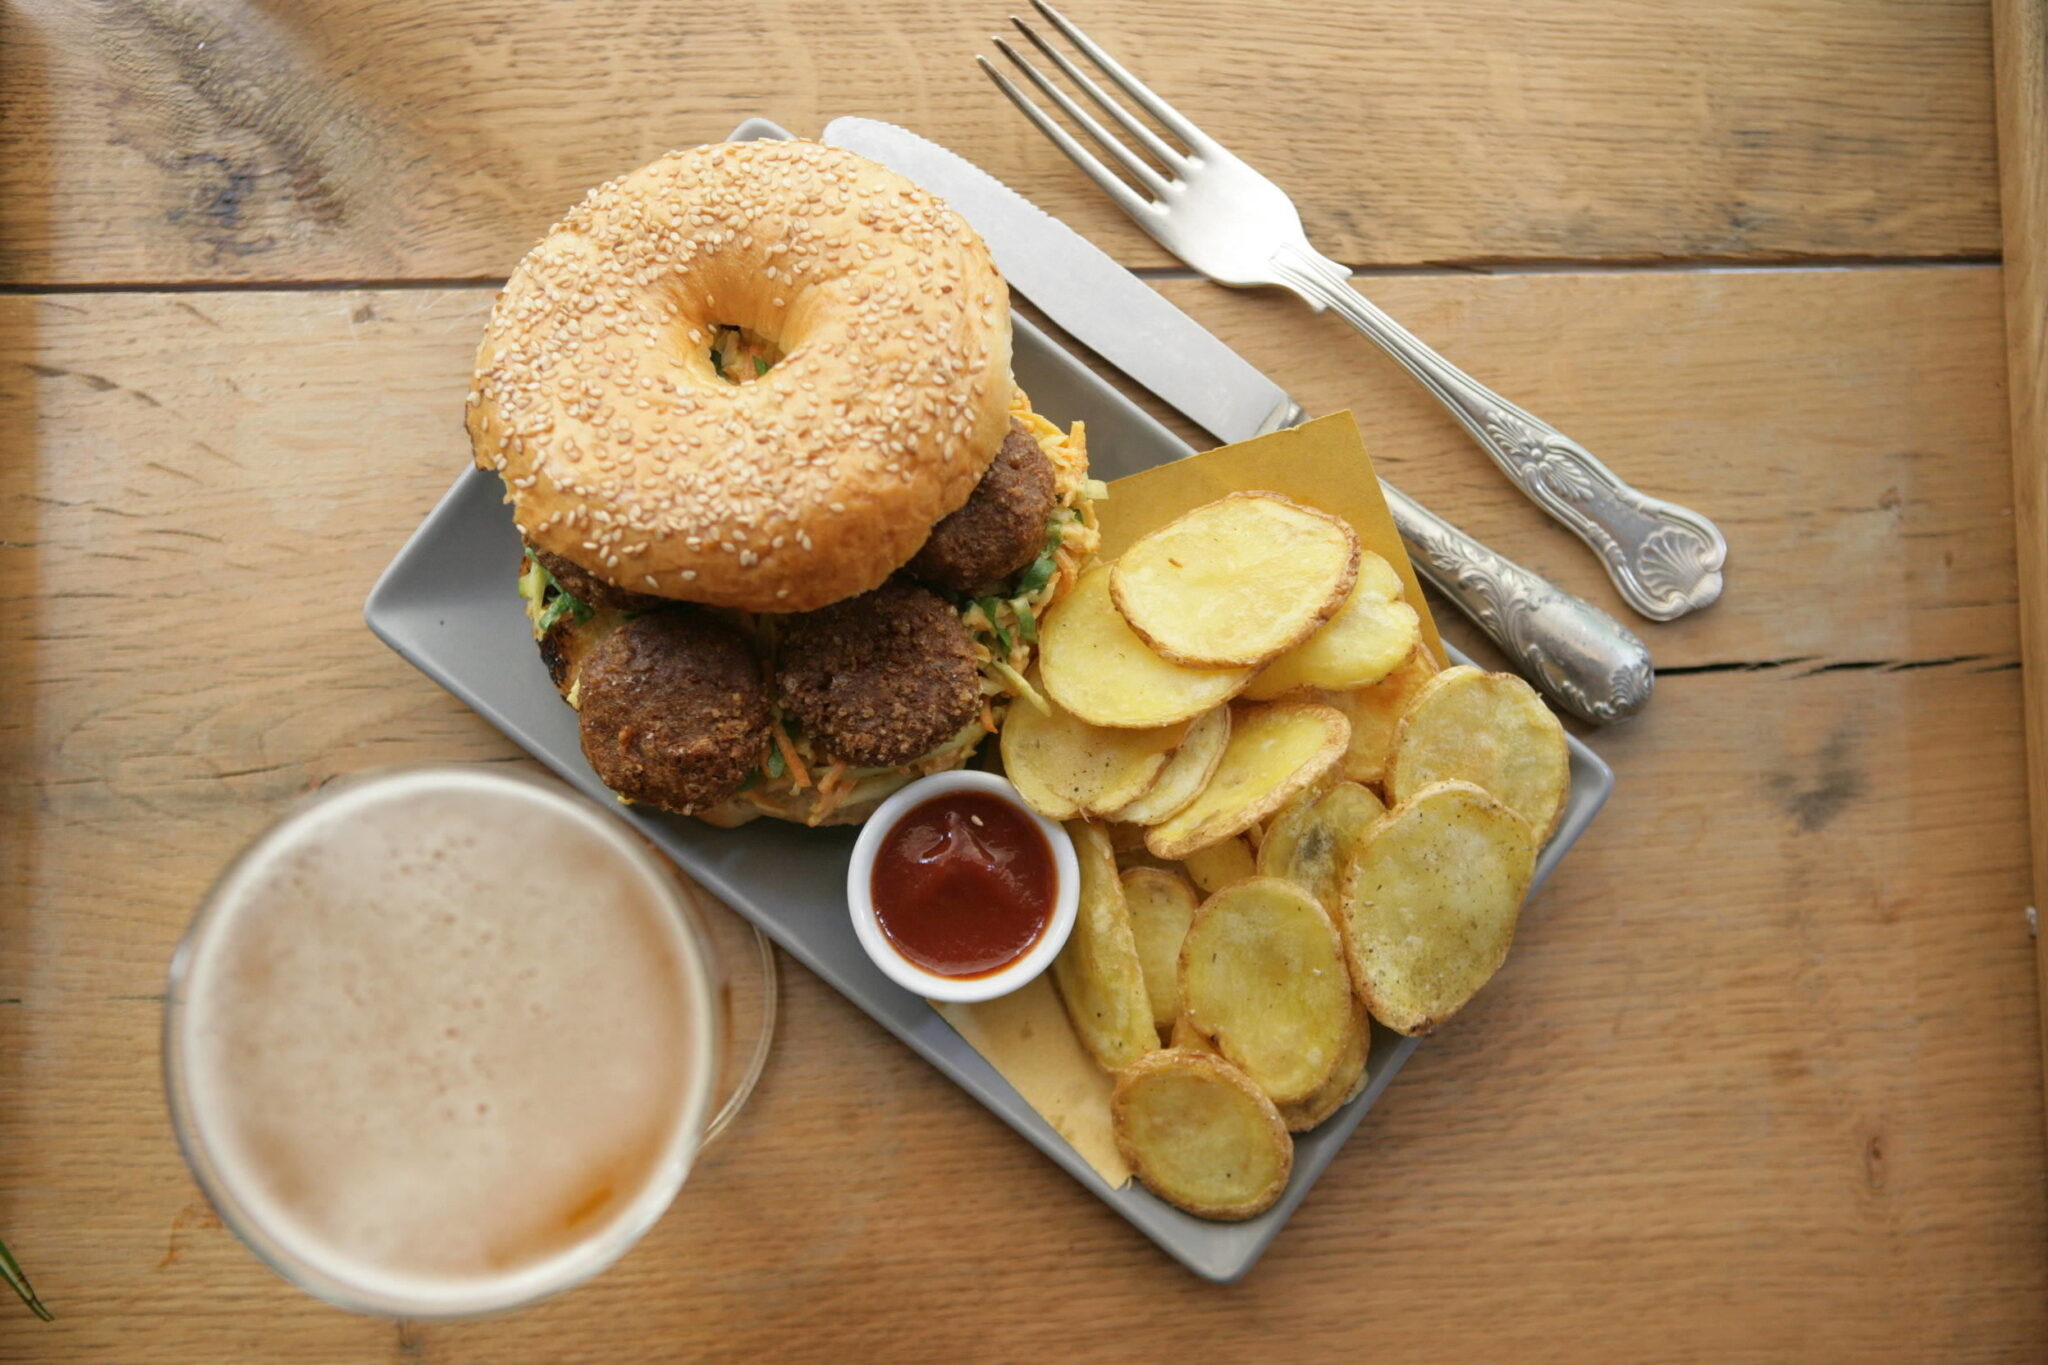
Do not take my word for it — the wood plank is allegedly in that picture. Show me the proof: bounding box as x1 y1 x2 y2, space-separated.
0 269 2035 1357
1993 0 2048 1146
0 0 1998 287
1151 266 2020 673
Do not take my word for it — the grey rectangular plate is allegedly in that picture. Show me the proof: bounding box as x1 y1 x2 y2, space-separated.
364 118 1612 1283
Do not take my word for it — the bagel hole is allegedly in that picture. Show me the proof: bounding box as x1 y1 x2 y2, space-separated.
707 324 782 385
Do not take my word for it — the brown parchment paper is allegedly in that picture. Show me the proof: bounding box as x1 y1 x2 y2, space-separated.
933 412 1443 1187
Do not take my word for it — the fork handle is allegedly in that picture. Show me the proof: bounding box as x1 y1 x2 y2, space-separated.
1271 246 1728 622
1379 480 1652 723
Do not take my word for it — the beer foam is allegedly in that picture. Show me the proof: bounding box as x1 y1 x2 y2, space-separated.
173 770 715 1313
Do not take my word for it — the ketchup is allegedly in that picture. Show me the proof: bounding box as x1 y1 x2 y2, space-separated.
870 792 1056 979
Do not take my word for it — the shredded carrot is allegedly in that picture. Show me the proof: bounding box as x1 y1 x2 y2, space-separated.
771 722 812 790
811 761 853 821
980 698 997 733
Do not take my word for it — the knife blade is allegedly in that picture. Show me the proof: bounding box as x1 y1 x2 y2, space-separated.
823 117 1650 724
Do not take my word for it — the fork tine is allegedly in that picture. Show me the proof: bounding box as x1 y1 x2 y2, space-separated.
1028 0 1213 153
991 37 1171 199
976 55 1156 222
1008 15 1185 172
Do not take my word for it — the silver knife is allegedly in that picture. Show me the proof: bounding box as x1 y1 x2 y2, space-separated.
825 117 1650 724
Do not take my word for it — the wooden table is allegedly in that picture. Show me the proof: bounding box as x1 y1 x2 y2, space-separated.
4 2 2043 1359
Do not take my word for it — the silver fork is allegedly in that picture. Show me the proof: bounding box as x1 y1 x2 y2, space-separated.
981 2 1727 622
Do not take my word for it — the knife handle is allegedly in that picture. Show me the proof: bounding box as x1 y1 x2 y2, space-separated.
1272 247 1726 623
1379 480 1653 724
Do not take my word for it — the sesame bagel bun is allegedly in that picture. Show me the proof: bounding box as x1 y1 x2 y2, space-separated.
468 140 1016 611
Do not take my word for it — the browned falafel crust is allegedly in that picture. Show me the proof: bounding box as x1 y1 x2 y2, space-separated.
775 581 981 768
577 611 770 813
530 546 667 614
906 423 1057 593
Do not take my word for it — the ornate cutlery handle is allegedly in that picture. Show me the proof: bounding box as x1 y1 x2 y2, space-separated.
1272 246 1727 622
1381 481 1653 724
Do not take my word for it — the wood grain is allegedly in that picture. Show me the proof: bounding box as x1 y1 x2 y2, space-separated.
0 0 1999 286
0 269 2038 1360
1994 0 2048 1144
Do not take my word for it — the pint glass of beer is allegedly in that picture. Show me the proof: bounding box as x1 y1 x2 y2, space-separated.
163 765 771 1317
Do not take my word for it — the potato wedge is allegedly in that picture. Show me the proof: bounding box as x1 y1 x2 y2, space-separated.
1111 1049 1293 1221
1111 493 1360 668
1122 868 1200 1032
1180 835 1255 895
1321 648 1441 787
1257 781 1386 917
1278 1002 1370 1133
1387 665 1570 839
1243 552 1421 699
1039 566 1252 728
1145 701 1349 860
1103 705 1231 826
1340 780 1536 1036
1051 823 1159 1070
1000 672 1189 820
1178 878 1353 1105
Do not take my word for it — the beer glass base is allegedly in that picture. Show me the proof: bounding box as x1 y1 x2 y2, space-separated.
683 887 778 1145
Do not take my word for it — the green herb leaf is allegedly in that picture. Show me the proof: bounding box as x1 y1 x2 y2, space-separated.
527 557 595 633
535 590 587 634
1011 601 1038 645
764 745 786 780
1014 551 1057 596
0 1236 51 1322
753 356 770 377
977 597 1014 656
709 348 729 381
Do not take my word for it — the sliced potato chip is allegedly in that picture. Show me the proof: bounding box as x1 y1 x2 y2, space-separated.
1111 1049 1293 1221
1257 781 1386 916
1145 701 1349 860
1387 665 1570 839
1243 552 1421 699
1340 779 1536 1036
1321 648 1441 787
1111 492 1360 668
1052 823 1159 1070
1180 834 1255 895
1107 819 1153 858
1103 705 1231 825
1041 565 1252 728
1122 867 1200 1032
1000 672 1189 820
1277 1002 1370 1133
1179 878 1354 1105
1168 1015 1217 1053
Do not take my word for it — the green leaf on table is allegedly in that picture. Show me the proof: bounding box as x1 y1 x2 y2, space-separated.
0 1235 52 1321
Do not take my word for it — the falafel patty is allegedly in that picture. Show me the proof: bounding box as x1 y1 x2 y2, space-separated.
577 611 770 814
775 580 981 768
907 422 1058 593
531 546 666 614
